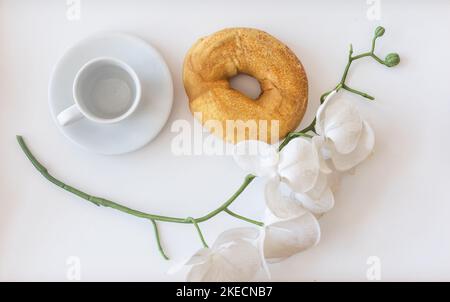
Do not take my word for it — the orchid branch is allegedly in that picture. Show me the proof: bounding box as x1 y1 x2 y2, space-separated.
224 208 264 227
320 26 400 104
17 135 258 224
278 132 313 151
16 135 259 258
150 219 169 260
188 217 209 248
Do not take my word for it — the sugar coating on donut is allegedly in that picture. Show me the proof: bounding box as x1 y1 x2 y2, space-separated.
183 27 308 144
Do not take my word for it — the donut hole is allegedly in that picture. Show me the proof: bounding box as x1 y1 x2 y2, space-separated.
229 73 262 100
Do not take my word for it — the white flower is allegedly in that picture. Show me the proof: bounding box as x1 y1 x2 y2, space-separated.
315 90 375 171
234 139 335 216
261 207 321 262
233 140 279 178
184 228 262 282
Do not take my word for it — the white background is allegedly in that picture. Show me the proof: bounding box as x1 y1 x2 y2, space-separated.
1 0 450 281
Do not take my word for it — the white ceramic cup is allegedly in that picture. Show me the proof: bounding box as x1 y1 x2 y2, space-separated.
57 57 141 126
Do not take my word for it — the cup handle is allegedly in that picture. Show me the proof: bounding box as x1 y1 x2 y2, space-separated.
57 104 84 126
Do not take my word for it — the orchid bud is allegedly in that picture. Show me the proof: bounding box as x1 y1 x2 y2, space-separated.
374 26 385 38
385 53 400 67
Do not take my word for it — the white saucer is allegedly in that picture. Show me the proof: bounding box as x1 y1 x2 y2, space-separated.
49 33 173 155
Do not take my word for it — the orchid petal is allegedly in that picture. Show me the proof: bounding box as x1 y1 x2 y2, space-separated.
257 229 272 279
185 248 212 265
167 248 211 275
304 172 328 200
186 258 214 282
331 121 375 171
323 99 363 154
316 91 363 154
294 187 335 214
277 137 320 193
315 90 338 136
233 140 279 177
187 229 262 282
212 227 259 249
263 212 321 261
265 177 308 220
312 136 332 174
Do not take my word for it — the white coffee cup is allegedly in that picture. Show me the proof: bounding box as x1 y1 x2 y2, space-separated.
57 57 141 126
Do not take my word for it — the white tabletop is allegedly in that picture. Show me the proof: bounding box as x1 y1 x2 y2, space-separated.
1 0 450 281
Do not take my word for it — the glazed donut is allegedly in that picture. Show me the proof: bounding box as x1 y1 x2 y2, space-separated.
183 27 308 143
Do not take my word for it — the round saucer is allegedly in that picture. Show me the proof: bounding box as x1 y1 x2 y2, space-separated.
49 33 173 155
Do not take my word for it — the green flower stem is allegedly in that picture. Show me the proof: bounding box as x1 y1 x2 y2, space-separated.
332 32 393 102
187 217 209 248
278 131 313 151
224 208 264 227
299 118 317 135
195 174 256 223
352 52 386 65
16 135 258 225
150 219 169 260
342 84 374 100
320 90 333 104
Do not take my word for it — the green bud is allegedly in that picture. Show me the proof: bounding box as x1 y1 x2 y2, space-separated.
384 53 400 67
374 26 385 38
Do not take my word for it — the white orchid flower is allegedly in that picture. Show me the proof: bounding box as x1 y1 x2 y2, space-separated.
261 207 321 262
315 90 375 171
185 228 262 282
234 138 335 217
